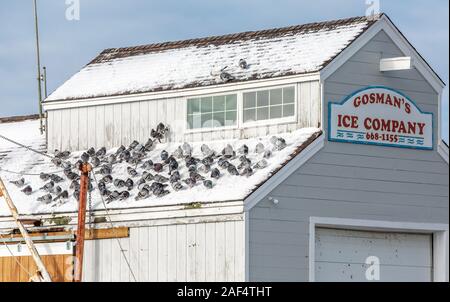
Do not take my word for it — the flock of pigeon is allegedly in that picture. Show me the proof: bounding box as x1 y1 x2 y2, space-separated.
8 122 288 207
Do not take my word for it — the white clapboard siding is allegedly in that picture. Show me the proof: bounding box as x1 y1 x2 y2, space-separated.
82 219 245 282
46 80 320 151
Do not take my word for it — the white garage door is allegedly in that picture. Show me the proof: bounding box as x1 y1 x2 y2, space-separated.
315 228 433 282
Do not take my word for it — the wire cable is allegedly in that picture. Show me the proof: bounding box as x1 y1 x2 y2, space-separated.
0 167 65 176
0 133 53 160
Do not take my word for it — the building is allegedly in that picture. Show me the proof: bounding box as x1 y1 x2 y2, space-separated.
0 14 448 282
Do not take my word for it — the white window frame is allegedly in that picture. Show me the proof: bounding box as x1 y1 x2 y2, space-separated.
185 92 240 134
308 217 449 282
184 84 298 134
240 84 297 128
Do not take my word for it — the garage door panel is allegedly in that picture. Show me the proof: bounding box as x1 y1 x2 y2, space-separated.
316 229 433 267
315 228 433 282
316 262 433 282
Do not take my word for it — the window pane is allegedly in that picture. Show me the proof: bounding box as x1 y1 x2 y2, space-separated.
201 97 213 113
226 95 237 110
188 114 202 129
257 107 269 121
283 104 295 117
283 87 295 104
213 112 225 127
270 89 282 105
201 113 213 128
213 96 225 112
243 109 256 123
225 111 237 126
257 91 269 107
187 115 194 129
243 92 256 109
270 105 282 119
187 99 200 115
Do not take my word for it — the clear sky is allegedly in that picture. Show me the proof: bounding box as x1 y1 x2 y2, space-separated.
0 0 448 143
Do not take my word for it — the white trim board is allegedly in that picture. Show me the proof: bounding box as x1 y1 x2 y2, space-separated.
0 242 73 257
320 15 445 94
244 133 325 211
308 217 449 282
438 141 449 164
43 73 320 111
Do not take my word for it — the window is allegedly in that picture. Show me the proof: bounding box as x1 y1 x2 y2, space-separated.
243 86 295 123
187 94 237 129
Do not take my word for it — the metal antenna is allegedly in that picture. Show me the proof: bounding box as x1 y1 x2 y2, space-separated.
43 66 48 99
33 0 44 134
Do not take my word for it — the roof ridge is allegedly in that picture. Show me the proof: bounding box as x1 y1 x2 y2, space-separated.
89 14 379 65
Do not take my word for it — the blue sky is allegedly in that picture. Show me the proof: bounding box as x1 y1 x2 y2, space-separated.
0 0 448 143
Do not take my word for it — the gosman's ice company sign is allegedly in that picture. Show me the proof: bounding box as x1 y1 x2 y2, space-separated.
328 86 433 150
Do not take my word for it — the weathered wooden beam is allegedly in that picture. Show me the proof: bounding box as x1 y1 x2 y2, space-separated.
0 177 52 282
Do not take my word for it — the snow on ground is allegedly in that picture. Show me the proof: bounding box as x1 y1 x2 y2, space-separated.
0 120 320 216
45 19 370 101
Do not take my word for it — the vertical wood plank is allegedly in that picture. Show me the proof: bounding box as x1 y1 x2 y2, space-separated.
95 106 105 149
225 222 236 281
113 103 122 147
139 101 150 143
148 226 158 281
70 108 79 151
195 223 206 282
119 238 131 282
104 105 114 149
121 103 131 147
176 224 187 281
215 222 226 281
205 222 216 281
138 227 150 281
186 224 196 282
310 81 321 128
130 102 141 143
78 107 89 151
234 220 246 281
87 106 96 149
60 109 71 151
157 226 168 282
167 225 177 281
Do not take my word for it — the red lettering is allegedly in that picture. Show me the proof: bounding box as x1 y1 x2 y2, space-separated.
376 93 385 104
417 123 426 135
354 97 361 108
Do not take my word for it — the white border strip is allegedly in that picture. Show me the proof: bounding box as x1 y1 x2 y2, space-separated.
0 242 73 257
308 217 449 282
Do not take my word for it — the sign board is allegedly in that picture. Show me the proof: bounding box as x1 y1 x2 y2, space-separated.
328 86 433 150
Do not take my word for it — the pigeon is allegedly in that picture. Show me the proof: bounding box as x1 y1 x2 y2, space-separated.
96 165 112 176
137 183 150 191
142 171 155 182
115 145 126 155
137 178 146 188
254 159 268 169
62 161 73 170
160 150 169 161
154 175 169 183
264 150 272 159
53 186 62 195
107 154 117 164
144 139 154 152
90 156 101 167
220 71 235 82
222 144 235 158
153 187 170 197
106 191 120 204
202 156 214 166
211 168 221 179
274 138 287 151
51 157 63 167
241 167 254 177
239 59 248 69
203 180 214 189
114 179 126 188
21 186 33 195
171 181 184 192
238 144 249 155
157 123 169 135
153 163 164 173
100 188 111 197
173 146 184 159
151 129 164 142
188 165 197 173
125 178 134 191
37 194 53 204
269 136 278 145
73 190 80 200
227 165 239 176
255 143 265 154
81 152 90 163
50 174 65 183
9 178 25 187
127 167 138 177
40 172 51 181
198 164 211 174
101 175 113 184
201 144 215 158
97 181 106 191
134 144 145 153
40 181 55 192
135 187 151 201
66 172 79 181
141 159 154 170
119 150 131 162
55 150 71 159
70 180 80 190
169 171 181 184
95 147 107 157
119 191 130 201
185 156 199 168
182 143 192 157
183 178 197 188
168 159 179 174
87 147 96 157
218 158 230 169
53 190 69 202
128 140 140 150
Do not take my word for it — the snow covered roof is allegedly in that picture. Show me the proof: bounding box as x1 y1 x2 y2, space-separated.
45 15 378 102
0 118 322 217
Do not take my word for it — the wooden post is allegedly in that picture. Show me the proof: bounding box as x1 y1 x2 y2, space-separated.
0 177 52 282
74 162 92 282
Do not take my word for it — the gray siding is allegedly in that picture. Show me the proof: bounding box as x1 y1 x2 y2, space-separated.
248 30 449 281
46 81 320 151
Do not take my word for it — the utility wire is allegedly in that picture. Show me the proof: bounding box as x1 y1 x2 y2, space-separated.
0 233 34 280
0 167 64 176
0 133 53 160
91 171 138 282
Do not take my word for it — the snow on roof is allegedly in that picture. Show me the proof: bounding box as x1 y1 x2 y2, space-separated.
45 16 377 102
0 119 321 217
